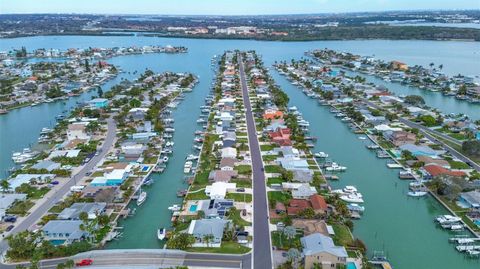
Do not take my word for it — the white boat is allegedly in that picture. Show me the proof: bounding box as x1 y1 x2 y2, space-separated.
184 161 193 174
162 156 169 163
186 154 199 161
340 194 364 203
157 228 166 240
326 162 347 172
449 224 465 231
347 203 365 213
168 204 181 211
407 191 428 197
314 152 329 158
136 191 147 206
435 215 462 224
358 136 367 140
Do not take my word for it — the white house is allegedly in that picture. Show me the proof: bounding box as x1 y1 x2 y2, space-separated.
67 123 90 141
205 182 237 199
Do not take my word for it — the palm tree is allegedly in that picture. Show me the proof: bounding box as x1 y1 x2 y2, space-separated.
203 234 214 248
0 180 10 195
283 226 297 247
286 248 301 267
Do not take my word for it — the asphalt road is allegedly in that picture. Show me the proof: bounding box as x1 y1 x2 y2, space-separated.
0 249 251 268
238 54 273 269
363 99 479 172
0 117 117 254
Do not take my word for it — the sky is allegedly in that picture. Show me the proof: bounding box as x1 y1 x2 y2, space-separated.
0 0 478 15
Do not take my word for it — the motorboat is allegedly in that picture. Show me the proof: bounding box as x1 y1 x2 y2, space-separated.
168 204 181 211
186 154 199 161
184 161 193 174
136 191 147 206
347 203 365 213
407 191 428 197
157 228 167 240
325 162 347 172
340 194 364 203
358 136 367 140
162 156 169 163
314 152 329 158
435 215 462 224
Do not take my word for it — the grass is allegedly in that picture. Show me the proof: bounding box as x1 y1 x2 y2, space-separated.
230 179 252 188
6 200 35 216
260 144 276 151
15 184 50 199
264 165 283 173
226 193 252 203
267 177 284 186
271 230 302 250
236 132 248 137
262 155 278 162
235 165 252 175
186 190 209 200
268 191 292 208
331 223 354 246
228 209 251 227
187 241 250 254
448 160 470 169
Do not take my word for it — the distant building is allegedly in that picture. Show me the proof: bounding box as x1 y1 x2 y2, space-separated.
88 98 109 108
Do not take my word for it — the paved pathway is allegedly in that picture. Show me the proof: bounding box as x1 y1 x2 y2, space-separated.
238 53 273 269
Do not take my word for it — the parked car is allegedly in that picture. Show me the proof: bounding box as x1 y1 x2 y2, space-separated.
3 215 17 223
51 181 59 185
236 188 245 192
6 225 14 232
76 259 93 266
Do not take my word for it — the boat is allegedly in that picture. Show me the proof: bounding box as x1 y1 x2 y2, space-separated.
186 154 199 161
184 161 193 174
162 156 169 163
435 215 462 224
407 191 428 197
157 228 167 240
314 152 329 158
136 191 147 206
399 170 415 179
168 204 181 211
11 148 37 164
340 194 364 203
347 203 365 213
366 144 380 150
358 136 367 140
325 162 347 172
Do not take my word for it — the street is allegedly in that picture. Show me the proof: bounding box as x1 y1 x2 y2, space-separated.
238 54 273 269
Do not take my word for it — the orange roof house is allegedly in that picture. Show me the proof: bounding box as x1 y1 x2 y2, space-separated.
269 127 292 146
309 194 328 214
391 61 409 71
423 164 466 178
263 109 284 120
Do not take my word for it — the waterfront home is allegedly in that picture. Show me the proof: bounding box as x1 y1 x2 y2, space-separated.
48 149 81 159
0 193 27 219
416 156 451 169
121 142 145 159
208 170 238 182
292 170 314 183
81 186 118 203
383 130 417 147
88 98 109 109
200 199 235 218
205 182 237 199
422 164 467 179
31 160 61 172
91 168 129 186
42 220 90 245
390 61 409 71
58 202 107 220
287 199 311 216
301 233 348 269
310 194 328 215
278 157 310 171
399 144 440 158
458 191 480 209
263 109 284 120
67 123 90 141
8 174 56 191
274 146 300 159
292 185 317 199
220 157 237 171
269 127 292 146
373 124 403 132
187 218 230 248
221 147 237 158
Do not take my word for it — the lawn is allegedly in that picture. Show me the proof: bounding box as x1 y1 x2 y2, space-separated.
448 160 470 170
15 184 50 199
260 144 276 151
267 177 284 186
264 165 283 173
271 230 302 250
235 165 252 175
6 200 35 216
186 190 209 200
268 191 292 208
331 223 353 246
230 179 252 188
262 155 278 162
226 193 252 203
187 241 250 254
228 209 251 227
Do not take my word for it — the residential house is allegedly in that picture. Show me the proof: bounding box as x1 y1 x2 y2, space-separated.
220 158 237 171
188 219 229 247
201 199 235 218
67 123 90 141
88 98 109 109
416 156 450 169
205 182 237 199
399 144 440 158
310 194 328 215
422 164 467 178
58 202 107 220
263 109 284 120
9 174 55 190
31 160 61 172
287 199 311 216
42 220 90 244
221 147 237 158
0 194 27 219
269 127 292 146
384 130 417 147
208 170 238 182
459 191 480 209
301 233 348 269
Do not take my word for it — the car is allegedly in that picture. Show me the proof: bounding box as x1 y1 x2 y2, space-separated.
76 259 93 266
94 152 99 156
236 188 245 192
6 225 14 232
3 216 16 223
51 181 59 185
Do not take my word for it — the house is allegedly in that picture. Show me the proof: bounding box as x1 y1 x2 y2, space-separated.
310 194 328 215
220 158 237 171
0 193 27 219
269 127 292 146
58 202 107 220
292 185 317 199
91 168 129 186
221 147 237 158
383 130 417 147
301 233 348 269
208 170 238 182
205 182 237 199
32 160 61 172
416 156 450 169
287 199 311 216
67 123 90 141
399 144 440 158
422 164 467 178
391 61 408 71
278 158 309 171
88 98 109 108
459 191 480 209
121 142 145 159
9 174 55 190
292 170 314 183
81 186 118 203
201 199 235 218
48 149 81 159
188 219 229 247
263 109 284 120
42 220 90 244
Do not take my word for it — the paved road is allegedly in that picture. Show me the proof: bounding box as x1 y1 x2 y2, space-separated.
363 100 480 172
0 117 117 253
0 249 251 268
238 54 273 269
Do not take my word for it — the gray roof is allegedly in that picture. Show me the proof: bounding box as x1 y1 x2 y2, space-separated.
32 160 61 171
189 218 229 240
460 191 480 207
292 170 314 182
58 202 107 220
42 220 88 241
0 194 27 210
301 233 348 258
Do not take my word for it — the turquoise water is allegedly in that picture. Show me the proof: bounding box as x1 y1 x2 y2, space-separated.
0 36 479 268
347 262 357 269
189 204 198 212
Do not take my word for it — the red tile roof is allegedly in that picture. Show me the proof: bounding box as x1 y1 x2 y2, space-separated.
424 164 466 177
310 194 328 211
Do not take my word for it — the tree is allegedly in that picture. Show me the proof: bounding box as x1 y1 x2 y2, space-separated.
404 95 425 106
418 115 437 127
97 87 103 98
1 179 10 194
85 59 90 72
286 248 301 267
202 234 214 248
283 226 297 247
462 140 480 157
166 233 195 250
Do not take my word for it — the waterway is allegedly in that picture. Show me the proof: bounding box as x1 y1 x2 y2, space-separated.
0 36 479 267
271 71 479 269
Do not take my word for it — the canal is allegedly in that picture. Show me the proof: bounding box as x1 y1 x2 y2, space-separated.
271 70 479 269
0 36 479 267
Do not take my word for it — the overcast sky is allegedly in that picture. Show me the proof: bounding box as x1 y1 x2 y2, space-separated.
1 0 478 15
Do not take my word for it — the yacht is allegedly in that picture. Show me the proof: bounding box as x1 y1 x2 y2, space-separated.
435 215 462 224
186 154 199 161
366 144 380 150
340 194 364 203
157 228 167 240
168 204 181 211
162 156 169 163
314 152 329 158
11 148 37 164
347 203 365 213
136 191 147 206
332 186 362 198
407 191 428 197
325 162 347 172
184 161 193 174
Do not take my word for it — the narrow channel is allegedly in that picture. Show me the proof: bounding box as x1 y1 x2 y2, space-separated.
270 71 479 269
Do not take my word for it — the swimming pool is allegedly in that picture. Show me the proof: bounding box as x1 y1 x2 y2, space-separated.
141 166 149 172
347 262 357 269
475 219 480 227
189 204 198 212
